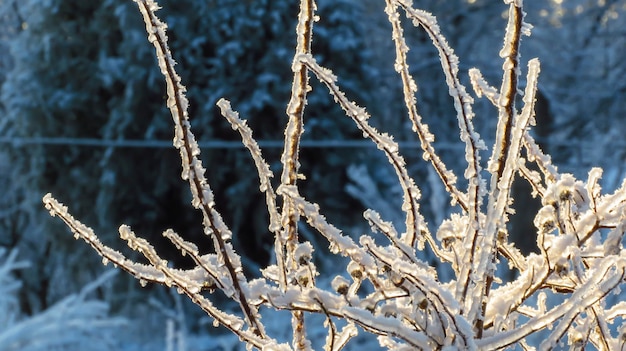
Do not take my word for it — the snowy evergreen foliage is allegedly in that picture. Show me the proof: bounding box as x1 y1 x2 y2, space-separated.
0 250 126 351
41 0 626 349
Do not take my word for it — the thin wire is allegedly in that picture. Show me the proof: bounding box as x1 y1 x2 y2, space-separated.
0 136 466 150
0 136 616 178
0 136 603 173
0 136 608 152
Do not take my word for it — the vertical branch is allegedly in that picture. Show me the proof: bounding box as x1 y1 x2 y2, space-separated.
483 59 541 255
483 2 525 256
384 0 468 212
489 1 524 180
469 69 531 274
470 1 525 332
280 0 315 283
280 0 316 349
476 59 541 332
392 0 486 319
132 0 265 338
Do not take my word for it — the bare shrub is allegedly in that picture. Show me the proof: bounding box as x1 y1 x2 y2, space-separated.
43 0 626 349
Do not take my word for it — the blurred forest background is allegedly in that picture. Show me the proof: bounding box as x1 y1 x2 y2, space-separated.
0 0 625 349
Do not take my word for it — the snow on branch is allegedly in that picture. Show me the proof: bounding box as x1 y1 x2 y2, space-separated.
43 0 626 349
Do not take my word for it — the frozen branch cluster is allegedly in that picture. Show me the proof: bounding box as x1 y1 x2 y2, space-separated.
43 0 626 349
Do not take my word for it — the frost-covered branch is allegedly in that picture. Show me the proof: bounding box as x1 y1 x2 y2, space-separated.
43 0 626 349
279 1 317 347
384 0 468 212
133 0 267 339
